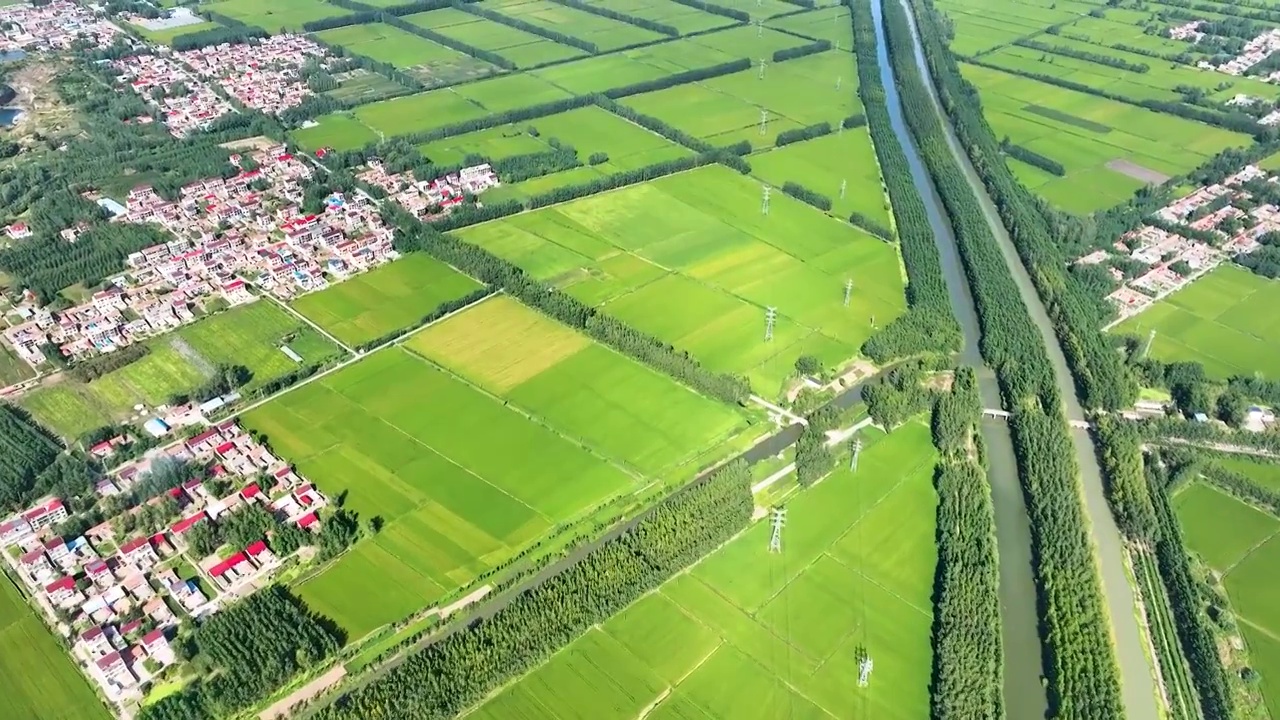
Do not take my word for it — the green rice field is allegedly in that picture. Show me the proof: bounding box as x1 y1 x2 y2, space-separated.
1217 456 1280 494
470 421 938 720
1112 265 1280 380
248 297 746 637
457 165 905 396
289 254 484 347
290 114 381 152
596 0 735 34
749 128 889 229
417 105 693 195
324 70 411 106
347 73 571 137
406 7 585 67
404 296 746 475
202 0 350 32
132 19 221 45
767 4 854 48
22 301 342 438
959 63 1250 213
482 0 664 50
1176 477 1280 718
0 577 110 720
933 0 1097 56
622 50 860 151
315 23 485 77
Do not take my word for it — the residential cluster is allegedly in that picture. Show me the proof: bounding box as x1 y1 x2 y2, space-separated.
1167 20 1205 42
2 145 396 369
358 160 502 220
0 422 327 704
0 0 124 53
111 52 234 137
1081 165 1277 320
175 35 330 116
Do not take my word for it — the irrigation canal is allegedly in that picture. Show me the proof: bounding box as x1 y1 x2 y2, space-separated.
874 0 1162 716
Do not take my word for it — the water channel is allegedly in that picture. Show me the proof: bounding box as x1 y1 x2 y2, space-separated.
874 1 1162 717
865 0 1048 715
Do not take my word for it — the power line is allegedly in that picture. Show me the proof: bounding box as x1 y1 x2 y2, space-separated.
768 507 785 553
764 306 777 341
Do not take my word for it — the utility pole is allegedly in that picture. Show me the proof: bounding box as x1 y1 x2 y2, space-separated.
764 306 777 341
768 507 786 553
761 183 770 215
843 278 853 307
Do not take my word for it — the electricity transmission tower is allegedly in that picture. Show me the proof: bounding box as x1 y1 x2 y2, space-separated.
761 183 770 215
850 436 863 470
768 507 786 553
757 19 763 37
839 178 847 199
1142 328 1156 359
857 647 874 687
759 108 768 136
758 58 767 79
843 278 853 307
764 306 777 341
835 75 842 90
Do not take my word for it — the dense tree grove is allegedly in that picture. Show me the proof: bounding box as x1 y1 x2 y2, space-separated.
775 122 832 147
773 40 832 62
781 181 833 211
141 586 343 720
862 360 935 429
69 344 150 382
0 406 63 512
301 11 380 32
1093 416 1158 542
387 203 750 403
929 367 1002 719
1146 457 1235 719
877 2 1126 716
1014 38 1149 73
1000 138 1065 176
453 1 597 52
546 0 678 36
841 113 868 129
170 23 267 51
310 462 752 719
848 2 960 363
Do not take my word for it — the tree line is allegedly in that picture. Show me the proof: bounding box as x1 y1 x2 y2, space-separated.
773 39 832 62
308 461 752 719
1000 137 1065 176
1015 38 1149 73
879 1 1127 716
547 0 678 37
781 181 833 211
668 0 748 23
775 122 832 147
930 366 1002 718
140 586 344 720
848 1 961 364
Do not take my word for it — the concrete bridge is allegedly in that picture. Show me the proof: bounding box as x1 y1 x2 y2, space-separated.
982 408 1092 430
